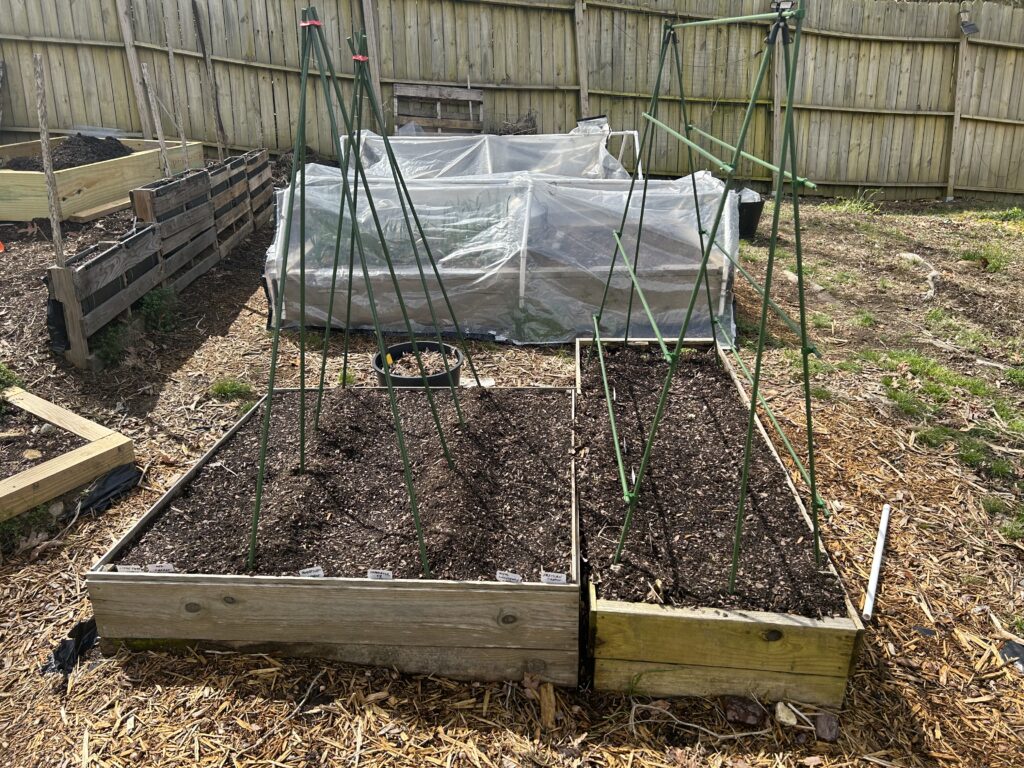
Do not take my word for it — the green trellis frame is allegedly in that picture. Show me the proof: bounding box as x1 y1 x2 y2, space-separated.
248 5 483 576
593 0 827 592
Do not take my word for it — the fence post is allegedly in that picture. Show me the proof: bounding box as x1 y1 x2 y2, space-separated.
574 0 590 118
946 25 970 200
114 0 155 139
361 0 385 121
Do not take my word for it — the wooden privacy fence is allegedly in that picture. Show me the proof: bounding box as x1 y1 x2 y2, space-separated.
1 0 1023 199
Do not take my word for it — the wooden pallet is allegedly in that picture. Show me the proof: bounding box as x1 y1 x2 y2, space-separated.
242 149 274 229
0 139 203 222
86 388 580 685
209 156 254 253
0 387 134 522
47 226 161 369
575 339 863 708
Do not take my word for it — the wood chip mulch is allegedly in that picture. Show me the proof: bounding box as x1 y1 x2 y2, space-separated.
1 203 1023 766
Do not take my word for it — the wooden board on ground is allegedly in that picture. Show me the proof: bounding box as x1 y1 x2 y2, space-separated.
575 339 863 708
0 387 134 522
87 388 580 686
0 139 203 221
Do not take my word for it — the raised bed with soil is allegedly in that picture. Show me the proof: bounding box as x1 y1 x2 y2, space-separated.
88 386 581 685
575 340 861 706
0 387 135 522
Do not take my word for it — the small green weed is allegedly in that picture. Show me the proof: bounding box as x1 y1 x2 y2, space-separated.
1006 367 1024 388
961 243 1011 273
139 287 178 332
92 323 130 367
210 378 255 401
882 376 930 419
0 362 20 389
854 310 876 328
0 505 56 556
338 369 356 386
877 277 894 292
811 313 833 330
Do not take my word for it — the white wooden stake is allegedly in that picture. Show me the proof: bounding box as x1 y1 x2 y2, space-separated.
862 502 891 622
33 54 64 267
141 63 172 178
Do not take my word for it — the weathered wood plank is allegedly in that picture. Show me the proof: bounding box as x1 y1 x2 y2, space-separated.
593 599 858 678
87 575 579 650
594 658 849 707
0 386 112 441
105 636 578 685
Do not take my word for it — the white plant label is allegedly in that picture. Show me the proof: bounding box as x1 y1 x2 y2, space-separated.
496 570 523 583
299 566 325 578
541 571 567 585
367 569 393 580
117 564 143 573
147 563 175 573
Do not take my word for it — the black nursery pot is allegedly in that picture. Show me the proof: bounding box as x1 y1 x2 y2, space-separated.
372 341 464 387
738 198 766 240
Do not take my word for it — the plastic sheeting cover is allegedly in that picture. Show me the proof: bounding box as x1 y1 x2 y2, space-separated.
359 131 632 180
265 163 737 344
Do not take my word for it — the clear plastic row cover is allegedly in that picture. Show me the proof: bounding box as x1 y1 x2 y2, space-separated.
265 163 737 344
358 131 632 180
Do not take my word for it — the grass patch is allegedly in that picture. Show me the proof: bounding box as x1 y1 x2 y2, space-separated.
1006 368 1024 388
854 310 876 328
979 207 1024 223
810 386 835 401
92 323 130 367
811 312 833 330
916 425 955 448
960 243 1012 273
882 377 930 419
1000 512 1024 541
210 378 255 401
877 277 894 292
338 369 356 386
835 359 863 373
139 287 179 332
861 349 993 398
818 191 880 216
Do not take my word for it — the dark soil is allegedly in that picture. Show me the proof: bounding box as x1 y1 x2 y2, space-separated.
4 134 134 172
116 388 574 581
576 345 846 618
0 407 87 478
272 147 338 185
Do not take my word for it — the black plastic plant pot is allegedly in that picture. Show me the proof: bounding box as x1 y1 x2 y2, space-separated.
738 198 766 240
372 341 464 387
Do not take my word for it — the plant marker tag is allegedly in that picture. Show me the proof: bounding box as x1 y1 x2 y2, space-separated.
299 566 325 577
496 570 523 583
147 563 175 573
541 571 567 585
117 564 143 573
367 569 393 580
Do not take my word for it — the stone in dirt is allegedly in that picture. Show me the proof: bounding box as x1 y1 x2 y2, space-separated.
722 695 764 726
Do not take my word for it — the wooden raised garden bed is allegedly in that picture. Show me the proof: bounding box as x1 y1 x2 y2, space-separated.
575 339 862 707
87 386 581 685
0 387 134 522
0 138 203 222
